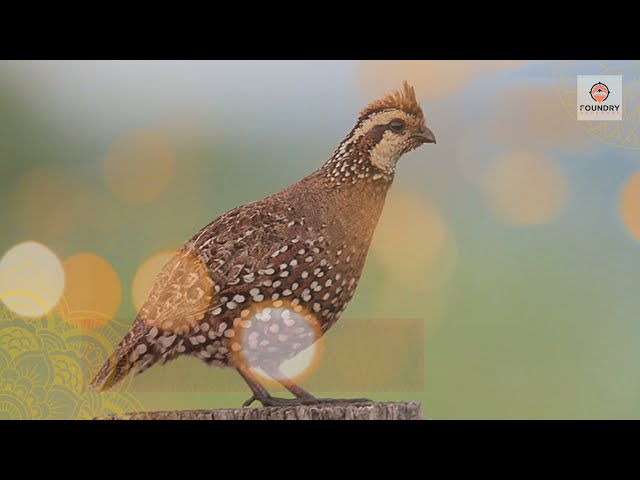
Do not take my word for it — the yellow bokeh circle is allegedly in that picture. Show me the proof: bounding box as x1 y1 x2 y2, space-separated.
358 60 528 99
59 252 122 330
484 151 568 226
0 241 65 318
373 190 456 291
131 250 176 312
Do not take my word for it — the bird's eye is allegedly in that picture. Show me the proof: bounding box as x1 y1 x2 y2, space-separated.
389 119 406 133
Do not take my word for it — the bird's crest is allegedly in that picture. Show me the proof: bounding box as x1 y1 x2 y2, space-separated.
359 81 422 119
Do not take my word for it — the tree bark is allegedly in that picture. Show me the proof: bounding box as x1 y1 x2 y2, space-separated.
95 401 423 420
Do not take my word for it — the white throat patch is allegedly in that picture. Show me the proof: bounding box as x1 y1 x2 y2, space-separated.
369 130 401 173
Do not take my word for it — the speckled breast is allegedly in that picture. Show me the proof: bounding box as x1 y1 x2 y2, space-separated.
189 236 368 370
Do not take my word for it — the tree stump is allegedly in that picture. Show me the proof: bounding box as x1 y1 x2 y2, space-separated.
95 401 422 420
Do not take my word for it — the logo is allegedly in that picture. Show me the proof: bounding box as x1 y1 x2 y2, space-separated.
590 82 609 103
577 75 622 121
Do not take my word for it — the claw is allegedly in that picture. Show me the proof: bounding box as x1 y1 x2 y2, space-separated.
242 395 311 408
306 397 372 405
242 393 373 408
242 395 258 408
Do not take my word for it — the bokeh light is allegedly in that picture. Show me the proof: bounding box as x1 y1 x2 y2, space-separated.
484 151 568 226
104 129 175 204
0 241 65 317
620 171 640 241
234 300 324 387
132 248 215 334
59 252 122 329
131 250 176 312
373 190 457 292
359 60 528 99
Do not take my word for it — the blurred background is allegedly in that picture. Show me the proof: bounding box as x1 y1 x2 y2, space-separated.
1 60 639 419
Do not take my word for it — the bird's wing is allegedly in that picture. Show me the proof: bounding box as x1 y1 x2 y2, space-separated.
138 197 296 332
136 245 216 333
90 196 298 391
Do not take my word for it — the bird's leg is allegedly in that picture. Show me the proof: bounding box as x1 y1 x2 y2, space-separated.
238 363 372 407
236 364 309 407
265 366 372 405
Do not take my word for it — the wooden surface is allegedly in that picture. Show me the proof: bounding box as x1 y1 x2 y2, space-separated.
95 401 423 420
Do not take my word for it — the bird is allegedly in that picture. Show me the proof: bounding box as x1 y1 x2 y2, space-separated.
90 81 436 407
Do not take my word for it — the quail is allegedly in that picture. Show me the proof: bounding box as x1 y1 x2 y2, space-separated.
90 81 436 407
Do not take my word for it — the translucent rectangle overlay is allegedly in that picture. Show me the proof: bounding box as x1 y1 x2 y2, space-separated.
115 317 425 394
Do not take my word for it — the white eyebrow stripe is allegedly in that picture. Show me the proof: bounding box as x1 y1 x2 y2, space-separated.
341 110 409 150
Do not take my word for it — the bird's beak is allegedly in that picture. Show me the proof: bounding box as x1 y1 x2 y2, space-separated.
411 125 436 144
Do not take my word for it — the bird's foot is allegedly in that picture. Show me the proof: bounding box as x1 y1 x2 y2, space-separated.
299 396 373 405
242 395 312 408
242 394 372 408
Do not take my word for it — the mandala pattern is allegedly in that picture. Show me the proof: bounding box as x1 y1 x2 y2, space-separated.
0 307 144 419
554 60 640 150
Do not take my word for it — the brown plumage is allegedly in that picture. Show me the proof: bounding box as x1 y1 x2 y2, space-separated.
90 81 436 406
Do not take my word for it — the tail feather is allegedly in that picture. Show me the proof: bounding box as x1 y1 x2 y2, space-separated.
89 319 150 391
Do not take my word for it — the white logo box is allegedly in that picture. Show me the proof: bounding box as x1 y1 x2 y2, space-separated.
577 75 623 121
